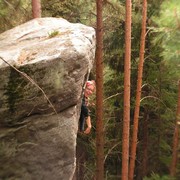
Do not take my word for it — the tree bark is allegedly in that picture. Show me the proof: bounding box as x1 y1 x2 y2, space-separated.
96 0 104 179
121 0 132 179
129 0 147 179
32 0 41 18
142 108 148 177
170 80 180 176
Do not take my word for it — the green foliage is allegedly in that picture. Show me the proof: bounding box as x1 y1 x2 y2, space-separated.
143 172 175 180
146 4 180 178
76 134 96 179
103 66 124 176
42 0 96 25
4 67 29 114
0 0 31 33
48 30 60 38
152 0 180 68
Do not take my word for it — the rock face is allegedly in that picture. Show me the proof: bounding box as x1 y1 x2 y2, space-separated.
0 18 95 180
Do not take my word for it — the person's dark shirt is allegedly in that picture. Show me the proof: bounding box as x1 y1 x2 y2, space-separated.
79 96 89 131
81 96 89 117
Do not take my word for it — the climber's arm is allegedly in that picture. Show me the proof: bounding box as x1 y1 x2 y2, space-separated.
84 116 92 134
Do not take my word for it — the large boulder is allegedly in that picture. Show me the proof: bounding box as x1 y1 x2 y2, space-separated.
0 18 95 180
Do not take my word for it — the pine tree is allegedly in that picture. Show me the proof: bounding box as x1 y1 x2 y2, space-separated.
121 0 132 179
129 0 147 179
95 0 104 179
170 80 180 177
32 0 41 18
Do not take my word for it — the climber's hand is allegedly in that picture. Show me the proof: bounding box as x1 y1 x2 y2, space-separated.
84 126 91 134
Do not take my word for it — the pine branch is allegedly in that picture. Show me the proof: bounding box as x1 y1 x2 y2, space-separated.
104 141 121 163
103 92 122 103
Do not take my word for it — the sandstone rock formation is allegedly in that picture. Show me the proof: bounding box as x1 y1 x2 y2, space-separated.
0 18 95 180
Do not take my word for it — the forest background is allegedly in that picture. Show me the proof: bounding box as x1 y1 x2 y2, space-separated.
0 0 180 180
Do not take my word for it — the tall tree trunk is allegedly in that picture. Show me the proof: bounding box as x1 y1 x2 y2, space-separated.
32 0 41 18
142 111 148 177
170 80 180 176
95 0 104 179
121 0 132 179
129 0 147 179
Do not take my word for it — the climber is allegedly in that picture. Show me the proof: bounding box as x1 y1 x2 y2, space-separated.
79 80 96 134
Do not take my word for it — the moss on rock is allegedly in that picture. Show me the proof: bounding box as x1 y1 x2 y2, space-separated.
3 66 32 117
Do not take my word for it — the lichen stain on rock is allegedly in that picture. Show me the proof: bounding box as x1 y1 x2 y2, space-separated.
40 61 64 91
3 66 31 115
